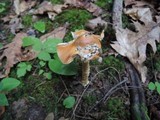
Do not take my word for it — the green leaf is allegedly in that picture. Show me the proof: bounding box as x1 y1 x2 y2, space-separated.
48 55 77 75
38 51 51 61
0 94 8 106
43 38 62 53
155 82 160 94
39 61 46 67
27 64 32 71
34 21 45 33
38 69 44 75
0 78 20 92
17 68 26 77
63 96 75 109
43 72 52 80
22 36 36 47
32 39 42 51
17 62 27 68
22 36 42 51
148 82 156 91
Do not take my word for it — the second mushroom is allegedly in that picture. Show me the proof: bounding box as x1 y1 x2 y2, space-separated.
57 30 104 86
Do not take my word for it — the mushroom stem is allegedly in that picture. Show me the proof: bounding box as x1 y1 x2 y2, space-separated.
81 61 90 86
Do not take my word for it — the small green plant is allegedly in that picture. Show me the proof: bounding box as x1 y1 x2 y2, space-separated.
48 54 77 75
17 62 32 77
0 3 6 13
63 96 76 109
0 78 20 106
22 36 77 77
34 21 46 33
148 82 160 94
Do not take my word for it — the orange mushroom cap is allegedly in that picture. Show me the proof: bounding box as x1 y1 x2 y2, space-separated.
57 30 104 64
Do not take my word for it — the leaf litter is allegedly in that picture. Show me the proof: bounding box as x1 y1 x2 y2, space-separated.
1 0 160 119
111 0 160 82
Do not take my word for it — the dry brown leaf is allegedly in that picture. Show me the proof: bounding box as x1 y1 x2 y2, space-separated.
86 17 107 30
40 24 68 41
9 17 24 34
33 1 67 21
45 113 54 120
111 19 160 82
0 33 37 78
124 0 135 6
124 0 152 7
14 0 37 15
64 0 102 16
124 7 152 23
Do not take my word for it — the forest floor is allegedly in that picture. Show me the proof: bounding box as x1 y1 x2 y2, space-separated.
0 0 160 120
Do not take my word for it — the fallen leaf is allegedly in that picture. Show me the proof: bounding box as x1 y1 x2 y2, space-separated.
111 19 160 82
86 17 107 30
124 7 152 23
64 0 103 16
40 24 68 41
9 17 24 34
124 0 135 6
45 113 54 120
124 0 152 7
14 0 37 15
0 33 36 78
33 1 67 21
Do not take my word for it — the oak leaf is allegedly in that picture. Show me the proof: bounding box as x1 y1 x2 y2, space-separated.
86 17 107 30
14 0 37 15
0 33 36 78
111 19 160 82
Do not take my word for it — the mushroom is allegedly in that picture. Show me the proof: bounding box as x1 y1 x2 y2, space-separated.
57 30 104 86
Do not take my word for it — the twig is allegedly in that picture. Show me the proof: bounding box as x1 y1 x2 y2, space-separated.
85 79 127 116
60 77 70 95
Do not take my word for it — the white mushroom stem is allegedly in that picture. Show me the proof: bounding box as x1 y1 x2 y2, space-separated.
81 61 90 86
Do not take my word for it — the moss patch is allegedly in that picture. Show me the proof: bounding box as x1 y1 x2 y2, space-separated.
101 97 129 120
104 56 125 72
54 9 92 41
95 0 113 10
48 0 64 4
22 14 33 27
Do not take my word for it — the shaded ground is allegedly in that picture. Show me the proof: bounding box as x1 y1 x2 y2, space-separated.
0 0 160 120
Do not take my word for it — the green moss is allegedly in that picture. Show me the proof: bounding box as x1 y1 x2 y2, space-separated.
48 0 63 4
104 56 125 72
22 14 33 27
84 94 97 106
95 0 113 10
102 97 129 120
54 9 92 42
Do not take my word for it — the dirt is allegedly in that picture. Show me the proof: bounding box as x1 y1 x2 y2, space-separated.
0 0 160 120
